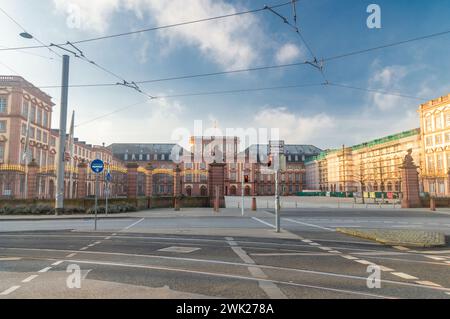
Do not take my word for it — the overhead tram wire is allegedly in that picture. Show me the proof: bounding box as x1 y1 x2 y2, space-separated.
0 6 62 59
74 81 432 127
326 83 429 101
49 41 156 100
263 4 328 84
0 0 296 52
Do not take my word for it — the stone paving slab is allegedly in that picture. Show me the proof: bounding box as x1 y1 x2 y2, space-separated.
336 228 446 248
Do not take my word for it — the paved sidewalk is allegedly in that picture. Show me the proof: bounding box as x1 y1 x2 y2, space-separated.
0 207 274 221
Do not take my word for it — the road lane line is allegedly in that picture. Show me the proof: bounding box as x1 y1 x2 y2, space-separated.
4 246 449 292
80 247 88 251
121 218 145 231
66 253 77 258
0 285 20 296
302 239 313 243
416 281 442 287
393 246 410 251
283 218 335 231
342 255 358 260
94 241 102 245
355 260 375 265
104 236 112 240
51 260 64 266
0 257 21 261
38 267 52 273
391 272 418 280
251 217 275 228
225 237 286 299
309 243 321 246
22 275 39 283
68 258 393 299
318 247 333 251
329 250 342 254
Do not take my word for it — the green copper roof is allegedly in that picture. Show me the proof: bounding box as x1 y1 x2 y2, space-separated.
305 128 420 163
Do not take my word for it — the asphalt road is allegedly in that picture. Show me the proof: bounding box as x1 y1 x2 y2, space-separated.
0 208 449 299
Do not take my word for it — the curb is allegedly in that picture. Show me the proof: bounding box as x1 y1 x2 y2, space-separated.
0 215 138 222
336 228 446 248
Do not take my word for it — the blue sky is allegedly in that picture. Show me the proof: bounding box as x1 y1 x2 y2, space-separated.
0 0 449 149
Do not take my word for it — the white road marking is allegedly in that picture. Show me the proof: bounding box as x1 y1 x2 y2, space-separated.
94 241 102 245
425 256 446 261
342 255 358 260
225 237 286 299
416 281 442 287
121 218 145 231
0 257 22 261
22 275 39 283
302 239 313 243
51 260 64 266
38 267 52 273
378 266 394 272
251 217 275 228
318 247 333 251
4 246 449 293
309 243 321 246
0 285 20 295
250 252 332 257
66 253 77 258
68 258 394 299
80 247 88 251
284 218 335 231
393 246 410 251
158 246 201 254
104 236 112 240
391 272 418 280
87 244 95 247
355 260 375 265
329 250 341 254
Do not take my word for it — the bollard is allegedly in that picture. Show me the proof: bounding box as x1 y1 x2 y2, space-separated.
251 197 257 211
430 197 436 212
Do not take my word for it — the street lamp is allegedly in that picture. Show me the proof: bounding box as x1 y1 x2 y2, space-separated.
19 32 33 39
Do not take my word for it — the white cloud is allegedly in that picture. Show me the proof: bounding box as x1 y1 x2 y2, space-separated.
368 65 409 111
53 0 265 69
253 107 335 145
275 43 303 64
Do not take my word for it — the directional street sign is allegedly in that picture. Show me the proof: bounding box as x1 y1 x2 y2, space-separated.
90 159 104 174
105 171 112 182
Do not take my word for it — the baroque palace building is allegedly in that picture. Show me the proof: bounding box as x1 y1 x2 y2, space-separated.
305 93 450 197
0 76 321 199
2 75 449 199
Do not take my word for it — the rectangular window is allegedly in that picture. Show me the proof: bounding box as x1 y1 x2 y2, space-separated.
425 117 432 132
0 143 4 163
436 116 443 129
42 152 47 167
435 134 442 145
36 109 42 126
50 137 56 146
446 133 450 143
0 97 7 113
447 113 450 127
30 127 35 139
427 155 435 173
426 136 433 147
185 174 193 182
22 101 29 117
42 132 48 143
154 154 157 160
21 123 27 136
439 182 445 194
30 106 36 123
437 154 443 170
43 111 49 127
0 120 6 133
36 129 41 141
185 162 193 169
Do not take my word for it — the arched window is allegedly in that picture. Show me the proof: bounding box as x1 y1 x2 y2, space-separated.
185 186 192 197
387 182 393 192
200 186 207 196
229 186 237 196
244 186 251 196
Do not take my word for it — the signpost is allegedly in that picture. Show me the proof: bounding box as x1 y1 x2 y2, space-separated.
90 159 104 230
105 169 112 216
269 141 285 233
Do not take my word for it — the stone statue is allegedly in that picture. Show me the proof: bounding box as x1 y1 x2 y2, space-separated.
402 148 415 168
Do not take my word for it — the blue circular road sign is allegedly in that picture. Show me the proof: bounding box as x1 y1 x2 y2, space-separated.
90 159 104 174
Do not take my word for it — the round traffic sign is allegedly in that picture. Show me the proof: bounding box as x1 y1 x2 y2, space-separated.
90 159 104 174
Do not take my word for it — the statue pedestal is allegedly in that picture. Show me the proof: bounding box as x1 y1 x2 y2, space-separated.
400 165 421 208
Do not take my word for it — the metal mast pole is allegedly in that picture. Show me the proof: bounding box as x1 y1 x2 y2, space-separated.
55 55 70 214
241 165 244 216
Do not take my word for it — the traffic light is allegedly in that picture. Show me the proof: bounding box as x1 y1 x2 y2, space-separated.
244 175 249 183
